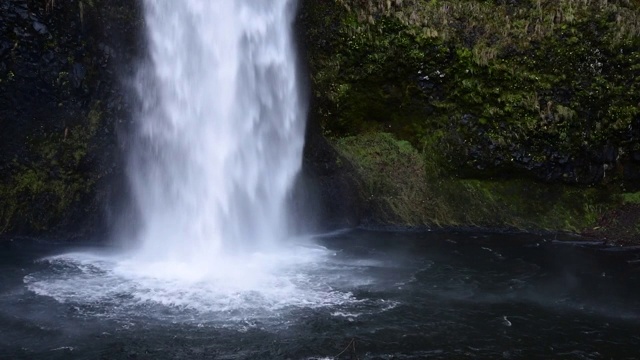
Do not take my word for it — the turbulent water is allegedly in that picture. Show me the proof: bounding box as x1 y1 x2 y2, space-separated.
130 0 305 262
2 231 640 359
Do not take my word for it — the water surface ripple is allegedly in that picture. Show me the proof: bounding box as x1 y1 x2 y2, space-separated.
1 230 639 359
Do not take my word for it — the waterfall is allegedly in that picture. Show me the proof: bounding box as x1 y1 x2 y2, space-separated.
22 0 356 316
129 0 305 264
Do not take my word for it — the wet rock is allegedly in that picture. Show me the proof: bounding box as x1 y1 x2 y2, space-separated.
0 42 10 57
299 120 363 230
623 162 640 190
0 0 144 238
32 21 47 34
15 8 29 20
558 155 569 165
603 145 617 163
71 63 86 88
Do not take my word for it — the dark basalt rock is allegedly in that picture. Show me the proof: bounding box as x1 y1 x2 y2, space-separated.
299 119 363 230
623 161 640 192
0 0 144 238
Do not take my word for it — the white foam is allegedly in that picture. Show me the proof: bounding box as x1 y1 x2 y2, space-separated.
24 243 380 324
331 311 362 318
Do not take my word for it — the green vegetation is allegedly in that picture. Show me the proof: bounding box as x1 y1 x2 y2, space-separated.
336 132 429 225
301 0 640 236
621 192 640 204
339 0 640 47
304 0 640 175
335 132 608 231
0 0 143 235
0 102 103 233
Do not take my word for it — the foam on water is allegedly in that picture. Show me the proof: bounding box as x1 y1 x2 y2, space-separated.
24 243 372 324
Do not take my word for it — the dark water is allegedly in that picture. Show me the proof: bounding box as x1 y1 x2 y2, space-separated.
1 230 639 359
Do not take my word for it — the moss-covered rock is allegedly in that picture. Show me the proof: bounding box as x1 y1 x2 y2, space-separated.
300 0 640 185
335 132 611 232
335 133 430 225
299 0 640 241
0 0 143 237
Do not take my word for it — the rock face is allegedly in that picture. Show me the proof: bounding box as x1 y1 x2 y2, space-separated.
297 0 640 241
0 0 143 238
298 119 363 230
1 0 639 242
299 0 640 187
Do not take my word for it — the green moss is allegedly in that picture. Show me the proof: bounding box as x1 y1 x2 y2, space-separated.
304 0 640 180
300 0 638 232
335 132 610 231
338 0 640 48
0 102 104 233
621 192 640 204
335 132 429 225
448 178 605 231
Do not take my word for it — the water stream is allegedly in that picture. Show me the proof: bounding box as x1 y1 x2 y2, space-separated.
130 0 305 261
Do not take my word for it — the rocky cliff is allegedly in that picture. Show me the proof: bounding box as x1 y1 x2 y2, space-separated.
1 0 639 243
0 0 143 238
298 0 640 242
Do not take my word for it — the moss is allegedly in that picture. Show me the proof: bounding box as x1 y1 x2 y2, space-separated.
303 0 640 184
335 132 430 225
448 178 606 231
338 0 640 48
298 0 640 235
335 132 610 231
0 102 104 233
621 192 640 204
425 168 608 231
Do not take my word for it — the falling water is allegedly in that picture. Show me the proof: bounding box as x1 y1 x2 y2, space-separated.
21 0 359 319
130 0 305 263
